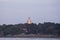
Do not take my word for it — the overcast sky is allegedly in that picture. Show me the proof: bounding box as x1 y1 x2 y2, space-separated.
0 0 60 24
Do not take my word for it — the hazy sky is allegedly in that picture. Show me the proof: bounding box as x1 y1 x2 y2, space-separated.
0 0 60 24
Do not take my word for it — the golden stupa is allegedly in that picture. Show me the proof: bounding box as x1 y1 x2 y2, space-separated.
27 17 32 24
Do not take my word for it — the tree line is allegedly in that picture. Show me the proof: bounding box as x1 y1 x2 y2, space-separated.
0 22 60 36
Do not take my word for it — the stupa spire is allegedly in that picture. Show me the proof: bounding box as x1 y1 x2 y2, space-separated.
27 17 32 24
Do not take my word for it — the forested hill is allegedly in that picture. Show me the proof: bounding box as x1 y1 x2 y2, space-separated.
0 22 60 37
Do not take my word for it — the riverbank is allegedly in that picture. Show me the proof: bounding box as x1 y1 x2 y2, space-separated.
0 34 60 38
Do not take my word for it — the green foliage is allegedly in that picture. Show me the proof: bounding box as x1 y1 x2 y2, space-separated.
0 22 60 36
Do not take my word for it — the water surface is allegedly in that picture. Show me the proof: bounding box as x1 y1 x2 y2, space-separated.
0 38 60 40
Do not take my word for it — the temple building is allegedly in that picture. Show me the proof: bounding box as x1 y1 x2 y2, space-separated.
27 17 32 24
20 17 32 33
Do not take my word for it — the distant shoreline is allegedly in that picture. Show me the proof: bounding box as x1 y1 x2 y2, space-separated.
0 34 60 38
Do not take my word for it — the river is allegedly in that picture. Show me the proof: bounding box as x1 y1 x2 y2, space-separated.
0 38 60 40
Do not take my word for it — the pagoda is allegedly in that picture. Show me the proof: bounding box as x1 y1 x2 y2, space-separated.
27 17 32 24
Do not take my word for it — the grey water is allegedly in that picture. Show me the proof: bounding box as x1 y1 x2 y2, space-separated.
0 38 60 40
